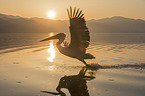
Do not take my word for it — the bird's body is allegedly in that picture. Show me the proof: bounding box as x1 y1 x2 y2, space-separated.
40 6 95 66
54 33 86 62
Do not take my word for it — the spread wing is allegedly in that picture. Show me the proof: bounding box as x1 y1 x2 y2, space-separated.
67 6 90 52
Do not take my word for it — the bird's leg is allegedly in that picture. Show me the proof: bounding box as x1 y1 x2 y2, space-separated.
82 60 91 68
78 67 87 77
82 60 87 66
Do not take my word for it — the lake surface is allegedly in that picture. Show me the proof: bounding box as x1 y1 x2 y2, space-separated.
0 32 145 96
0 32 145 49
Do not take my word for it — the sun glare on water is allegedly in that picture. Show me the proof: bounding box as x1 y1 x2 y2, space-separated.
48 42 55 62
47 10 56 19
48 33 55 62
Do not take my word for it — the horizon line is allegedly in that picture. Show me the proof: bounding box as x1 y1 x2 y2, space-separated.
0 12 145 21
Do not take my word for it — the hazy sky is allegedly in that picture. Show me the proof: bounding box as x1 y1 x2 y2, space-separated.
0 0 145 20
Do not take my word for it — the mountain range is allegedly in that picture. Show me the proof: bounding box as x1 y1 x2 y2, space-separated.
0 13 145 33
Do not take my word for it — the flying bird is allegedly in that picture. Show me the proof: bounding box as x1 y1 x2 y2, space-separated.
40 6 95 66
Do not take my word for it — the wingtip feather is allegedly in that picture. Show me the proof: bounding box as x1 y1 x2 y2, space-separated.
70 6 72 18
79 14 84 18
75 8 80 17
77 10 82 18
67 8 71 19
73 7 76 18
67 6 84 19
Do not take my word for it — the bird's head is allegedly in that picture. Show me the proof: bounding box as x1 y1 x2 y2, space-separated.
40 33 66 42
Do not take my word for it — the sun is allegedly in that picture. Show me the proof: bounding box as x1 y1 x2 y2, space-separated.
47 10 56 19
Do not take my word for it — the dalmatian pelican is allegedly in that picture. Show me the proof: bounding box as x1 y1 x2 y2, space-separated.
40 6 95 66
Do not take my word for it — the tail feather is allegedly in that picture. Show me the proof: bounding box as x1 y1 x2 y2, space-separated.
84 53 95 59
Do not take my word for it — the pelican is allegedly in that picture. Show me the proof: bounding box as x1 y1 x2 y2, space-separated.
40 6 95 66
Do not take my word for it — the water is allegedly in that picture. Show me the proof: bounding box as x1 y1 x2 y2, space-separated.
1 32 145 64
0 32 145 96
1 32 145 49
91 32 145 44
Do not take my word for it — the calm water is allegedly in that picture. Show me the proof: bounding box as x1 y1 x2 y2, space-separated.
0 33 145 96
0 32 145 64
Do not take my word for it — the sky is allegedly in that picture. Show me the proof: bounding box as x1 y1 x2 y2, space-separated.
0 0 145 20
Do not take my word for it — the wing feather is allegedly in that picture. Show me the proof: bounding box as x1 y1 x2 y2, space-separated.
67 6 90 52
73 7 76 17
77 10 82 17
79 14 84 18
70 6 72 18
67 8 71 18
75 8 80 17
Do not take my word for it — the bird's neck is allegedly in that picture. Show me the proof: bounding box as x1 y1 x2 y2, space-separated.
56 37 65 49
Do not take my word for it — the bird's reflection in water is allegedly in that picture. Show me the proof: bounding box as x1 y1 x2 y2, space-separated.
41 67 96 96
